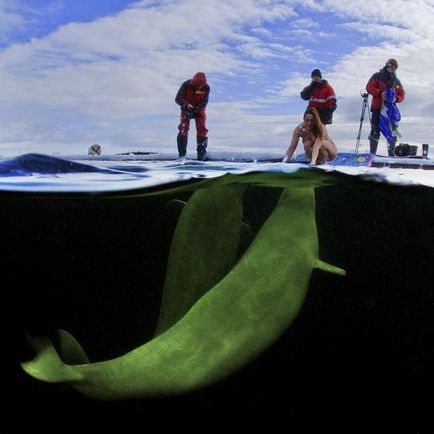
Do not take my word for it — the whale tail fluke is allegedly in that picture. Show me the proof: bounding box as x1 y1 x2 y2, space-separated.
56 329 90 365
21 333 84 383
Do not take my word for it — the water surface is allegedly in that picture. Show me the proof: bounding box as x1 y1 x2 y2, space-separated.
4 153 434 432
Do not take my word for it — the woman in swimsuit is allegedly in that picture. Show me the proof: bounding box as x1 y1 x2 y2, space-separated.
282 106 337 165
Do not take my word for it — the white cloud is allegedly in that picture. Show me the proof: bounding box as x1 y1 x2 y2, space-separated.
277 0 434 153
0 0 433 156
0 0 25 43
291 17 318 29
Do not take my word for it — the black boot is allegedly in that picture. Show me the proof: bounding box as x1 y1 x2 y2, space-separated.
196 135 208 161
387 139 397 157
177 134 187 157
368 131 380 155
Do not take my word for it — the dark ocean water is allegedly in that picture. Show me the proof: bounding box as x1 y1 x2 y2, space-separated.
3 154 434 433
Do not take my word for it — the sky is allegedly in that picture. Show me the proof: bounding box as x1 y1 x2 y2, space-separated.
0 0 433 157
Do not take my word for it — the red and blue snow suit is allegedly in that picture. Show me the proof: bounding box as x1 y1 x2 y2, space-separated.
366 67 405 155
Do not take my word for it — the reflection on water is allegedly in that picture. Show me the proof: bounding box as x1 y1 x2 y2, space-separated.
3 153 434 432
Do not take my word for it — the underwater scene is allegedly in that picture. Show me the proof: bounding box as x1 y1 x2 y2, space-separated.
3 154 434 432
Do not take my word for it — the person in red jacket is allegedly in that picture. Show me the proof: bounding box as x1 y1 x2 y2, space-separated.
300 69 337 125
175 72 210 161
366 58 405 156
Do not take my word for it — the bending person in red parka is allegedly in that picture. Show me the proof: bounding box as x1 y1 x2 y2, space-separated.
175 72 210 161
366 58 405 156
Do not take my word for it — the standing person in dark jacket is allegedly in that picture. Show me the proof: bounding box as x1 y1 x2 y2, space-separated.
366 58 405 156
175 72 210 161
300 69 337 125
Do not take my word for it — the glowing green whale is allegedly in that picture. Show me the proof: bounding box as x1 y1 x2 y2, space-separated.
21 184 345 400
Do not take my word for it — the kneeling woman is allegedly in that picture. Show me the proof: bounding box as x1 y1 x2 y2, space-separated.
282 107 337 165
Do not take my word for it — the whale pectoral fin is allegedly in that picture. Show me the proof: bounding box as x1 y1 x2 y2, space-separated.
21 334 83 383
314 259 346 276
56 329 90 365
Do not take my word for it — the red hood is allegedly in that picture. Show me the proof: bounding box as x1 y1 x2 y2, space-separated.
191 72 207 87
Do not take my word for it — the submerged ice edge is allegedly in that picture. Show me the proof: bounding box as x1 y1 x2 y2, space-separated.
317 165 434 188
0 153 433 192
0 153 302 192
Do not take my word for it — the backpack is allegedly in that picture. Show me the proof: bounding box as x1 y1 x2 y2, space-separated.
394 143 417 157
